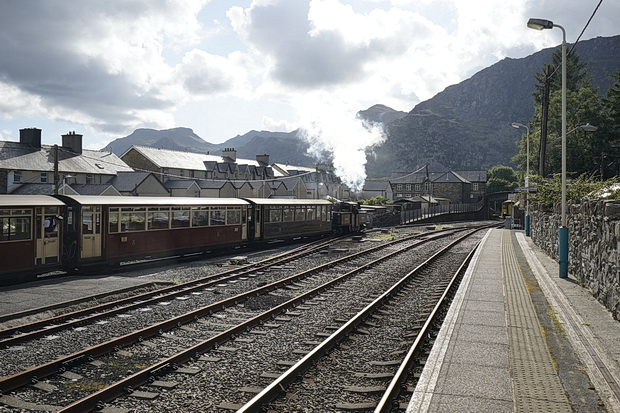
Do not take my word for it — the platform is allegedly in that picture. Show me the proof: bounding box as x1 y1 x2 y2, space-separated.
408 228 620 412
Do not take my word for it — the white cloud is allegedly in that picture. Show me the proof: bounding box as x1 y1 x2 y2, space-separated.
0 0 618 158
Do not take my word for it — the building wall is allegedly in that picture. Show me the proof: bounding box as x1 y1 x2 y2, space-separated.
530 200 620 319
432 182 471 203
135 175 170 196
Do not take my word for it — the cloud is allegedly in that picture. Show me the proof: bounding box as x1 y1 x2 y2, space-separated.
0 1 212 134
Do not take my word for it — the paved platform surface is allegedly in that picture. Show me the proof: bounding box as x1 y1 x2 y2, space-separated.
0 274 163 323
408 228 620 412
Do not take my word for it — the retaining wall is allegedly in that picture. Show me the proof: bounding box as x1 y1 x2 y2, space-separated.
530 200 620 319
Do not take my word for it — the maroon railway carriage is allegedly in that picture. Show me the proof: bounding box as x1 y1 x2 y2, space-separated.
0 195 66 284
56 195 251 270
243 198 333 241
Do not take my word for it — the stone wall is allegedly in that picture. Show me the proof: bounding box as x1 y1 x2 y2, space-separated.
529 200 620 320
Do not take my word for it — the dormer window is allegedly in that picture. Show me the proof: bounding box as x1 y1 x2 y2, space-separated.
14 171 22 183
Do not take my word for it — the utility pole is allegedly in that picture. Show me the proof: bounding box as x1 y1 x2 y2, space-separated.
53 144 59 195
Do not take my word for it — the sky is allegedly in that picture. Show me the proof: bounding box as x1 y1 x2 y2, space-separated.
1 0 618 189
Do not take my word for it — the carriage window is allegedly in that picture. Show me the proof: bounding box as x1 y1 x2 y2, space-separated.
268 207 282 223
148 208 170 230
226 207 241 225
0 209 31 242
295 207 305 221
191 207 209 227
121 208 146 232
171 207 190 228
210 209 225 226
109 208 120 233
283 208 294 222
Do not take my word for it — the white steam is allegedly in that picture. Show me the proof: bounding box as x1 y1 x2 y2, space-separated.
296 96 386 193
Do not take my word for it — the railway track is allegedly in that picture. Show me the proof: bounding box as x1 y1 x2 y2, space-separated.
0 224 488 411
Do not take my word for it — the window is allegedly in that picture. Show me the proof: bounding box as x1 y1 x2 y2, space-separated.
396 184 403 191
406 184 412 191
424 182 430 192
148 208 170 230
415 184 420 192
283 208 294 222
0 209 31 242
473 183 479 191
171 207 190 228
191 207 209 227
120 208 146 232
40 173 48 183
295 207 305 221
210 209 225 226
13 171 21 183
268 207 282 223
226 207 241 225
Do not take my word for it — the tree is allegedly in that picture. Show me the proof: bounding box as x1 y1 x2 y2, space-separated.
486 165 518 194
531 48 591 176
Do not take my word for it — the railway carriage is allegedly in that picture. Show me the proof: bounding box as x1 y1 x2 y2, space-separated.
55 195 251 270
0 195 365 285
243 198 333 241
0 195 66 283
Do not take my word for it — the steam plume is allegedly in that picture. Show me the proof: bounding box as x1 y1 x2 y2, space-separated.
296 96 386 194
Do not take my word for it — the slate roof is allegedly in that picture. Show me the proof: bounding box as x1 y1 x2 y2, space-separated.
363 180 391 191
197 180 227 189
71 184 121 196
109 171 152 192
453 170 487 182
164 179 200 189
0 141 133 175
125 146 260 170
432 171 471 184
9 183 56 195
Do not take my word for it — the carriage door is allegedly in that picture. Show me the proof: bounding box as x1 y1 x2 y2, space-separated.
254 206 262 239
36 207 60 265
81 206 102 259
241 206 248 240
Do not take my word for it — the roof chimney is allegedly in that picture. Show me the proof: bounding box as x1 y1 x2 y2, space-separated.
222 147 237 162
62 131 83 154
19 128 42 148
256 154 269 166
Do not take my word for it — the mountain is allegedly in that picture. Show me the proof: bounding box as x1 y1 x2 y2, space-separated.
103 127 218 155
103 35 620 178
357 104 408 124
367 35 620 177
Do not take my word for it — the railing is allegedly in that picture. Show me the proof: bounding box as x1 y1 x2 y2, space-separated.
401 201 484 223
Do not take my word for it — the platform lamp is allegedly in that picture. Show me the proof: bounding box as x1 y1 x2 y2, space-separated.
512 122 530 236
527 17 571 278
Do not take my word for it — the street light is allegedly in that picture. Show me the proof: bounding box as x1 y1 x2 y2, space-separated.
512 122 530 236
528 17 569 278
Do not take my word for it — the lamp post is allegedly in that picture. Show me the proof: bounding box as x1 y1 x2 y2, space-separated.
528 17 569 278
512 122 530 236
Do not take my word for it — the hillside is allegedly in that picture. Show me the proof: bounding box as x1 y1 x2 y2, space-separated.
368 35 620 177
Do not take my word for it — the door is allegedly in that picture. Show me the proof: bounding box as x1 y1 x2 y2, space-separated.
81 206 102 259
241 206 248 240
36 207 60 265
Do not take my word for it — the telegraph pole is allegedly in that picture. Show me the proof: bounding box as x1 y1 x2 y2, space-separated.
53 144 59 195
